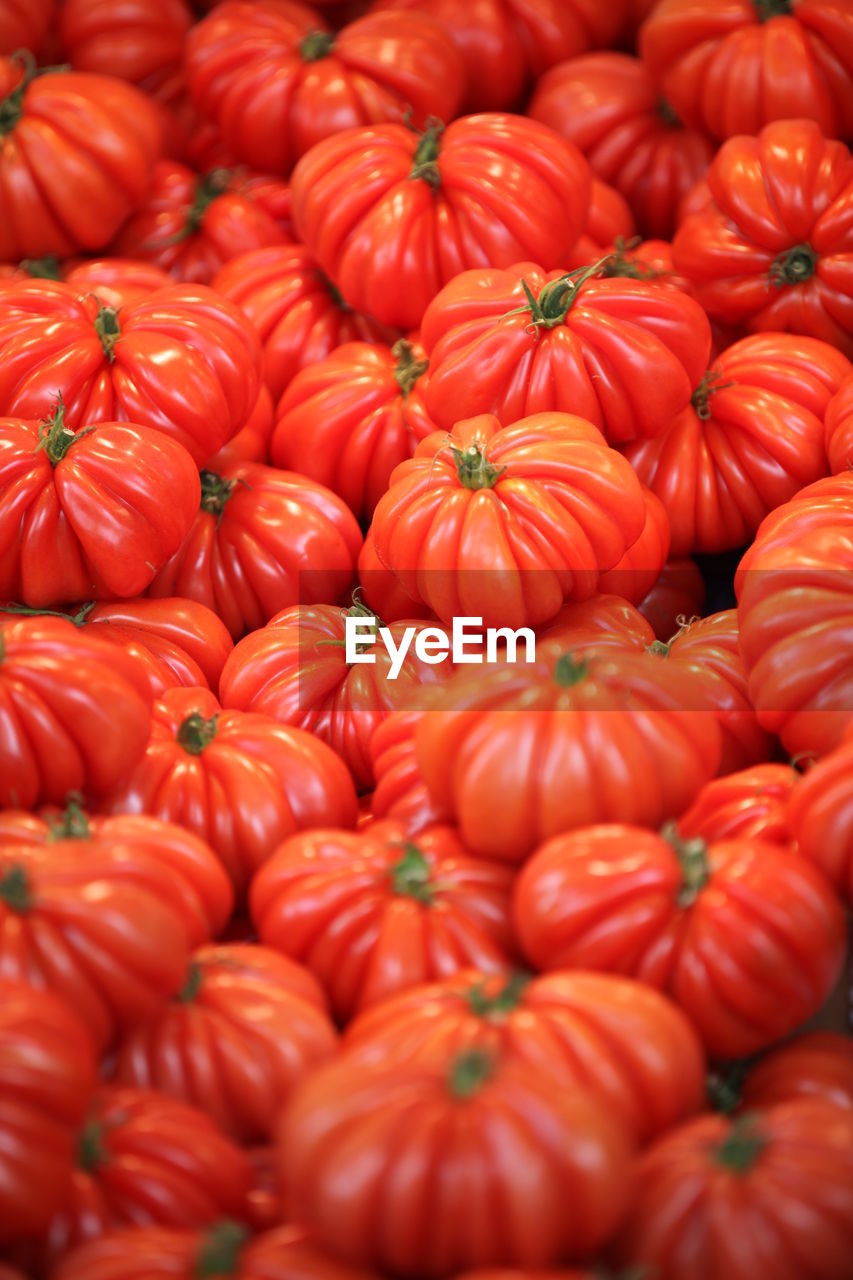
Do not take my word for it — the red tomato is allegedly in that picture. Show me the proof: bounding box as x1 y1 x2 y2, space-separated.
250 821 517 1022
529 53 713 240
740 1032 853 1113
212 244 395 406
370 412 647 630
185 4 464 175
638 554 706 642
105 685 358 896
0 408 200 606
208 384 275 470
414 645 722 862
279 1045 632 1274
735 472 853 757
420 262 711 444
672 121 853 357
0 616 152 809
640 0 853 142
564 178 636 270
0 980 96 1243
148 462 362 640
345 968 706 1143
219 602 451 791
271 340 436 522
59 0 192 103
113 162 292 285
0 0 53 54
357 528 433 623
0 56 162 260
290 115 591 330
676 763 797 845
514 825 846 1059
0 280 262 468
596 488 671 606
368 709 450 834
62 258 174 307
613 1101 853 1280
788 724 853 906
111 943 338 1143
826 372 853 473
539 593 657 652
625 334 849 555
371 0 628 112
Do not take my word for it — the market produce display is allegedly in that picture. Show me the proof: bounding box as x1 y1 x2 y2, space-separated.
0 2 852 1277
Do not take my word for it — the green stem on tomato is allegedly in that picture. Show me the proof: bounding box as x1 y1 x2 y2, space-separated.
392 339 429 398
0 865 31 913
448 1048 495 1099
195 1221 250 1278
714 1113 768 1172
769 243 818 288
409 117 445 190
176 712 219 755
389 844 434 904
661 820 710 906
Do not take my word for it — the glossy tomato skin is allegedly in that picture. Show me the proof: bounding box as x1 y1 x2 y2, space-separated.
344 968 706 1143
271 340 436 522
61 258 173 307
513 825 846 1060
279 1046 632 1275
0 616 152 809
640 0 853 142
250 821 517 1022
368 708 451 834
105 686 358 896
596 488 671 606
672 121 853 357
218 603 450 791
0 415 200 606
0 980 96 1244
208 384 276 470
788 724 853 906
148 462 362 640
676 764 797 845
740 1032 853 1112
625 334 849 555
539 593 656 653
370 412 647 631
0 59 162 260
421 263 711 445
0 0 53 54
186 6 463 177
357 528 433 623
0 281 262 468
59 0 192 102
638 555 706 642
735 472 853 758
212 244 396 406
290 115 591 330
528 52 713 240
111 943 338 1143
613 1100 853 1280
826 372 853 473
414 645 722 862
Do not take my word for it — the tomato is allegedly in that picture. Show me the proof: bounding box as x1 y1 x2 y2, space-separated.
672 121 853 357
368 709 450 833
59 0 192 103
185 4 463 175
0 980 95 1243
420 262 711 444
370 0 628 112
113 162 292 285
826 372 853 473
740 1032 853 1112
370 412 647 630
219 601 451 791
539 593 657 652
639 0 853 142
638 555 706 642
414 645 722 862
0 616 152 809
0 280 262 468
345 968 706 1143
625 334 849 555
676 763 797 844
280 1044 632 1274
0 0 53 55
0 407 200 607
357 529 433 623
613 1101 853 1280
0 56 161 261
564 178 636 270
105 685 358 896
514 825 846 1059
596 488 671 606
788 723 853 906
271 340 436 522
250 821 517 1021
209 385 275 470
212 244 395 407
53 1222 381 1280
148 462 362 640
290 115 591 330
735 472 853 757
61 258 174 307
112 943 338 1143
529 53 713 240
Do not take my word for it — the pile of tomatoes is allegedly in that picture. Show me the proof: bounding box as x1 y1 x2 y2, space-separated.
1 0 853 1277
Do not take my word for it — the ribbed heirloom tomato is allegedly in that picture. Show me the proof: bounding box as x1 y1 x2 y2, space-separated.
739 1031 853 1112
788 723 853 906
595 488 671 606
368 708 450 834
826 372 853 472
637 554 706 642
0 0 53 54
59 0 192 102
290 115 592 329
676 763 797 844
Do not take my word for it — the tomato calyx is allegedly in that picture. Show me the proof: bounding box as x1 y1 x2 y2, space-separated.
94 301 122 362
754 0 792 20
600 237 661 282
449 1048 495 1099
19 256 62 280
0 50 42 136
177 712 219 755
661 821 710 906
393 339 429 398
715 1113 768 1173
509 259 606 332
76 1118 108 1172
409 118 445 190
46 794 91 842
648 639 672 657
467 971 530 1018
451 443 505 490
657 98 681 127
35 397 93 466
707 1062 749 1115
166 168 233 241
769 243 818 288
553 653 590 687
389 843 434 903
179 962 204 1003
200 470 241 525
0 865 31 913
299 30 335 61
195 1221 250 1278
691 369 736 421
